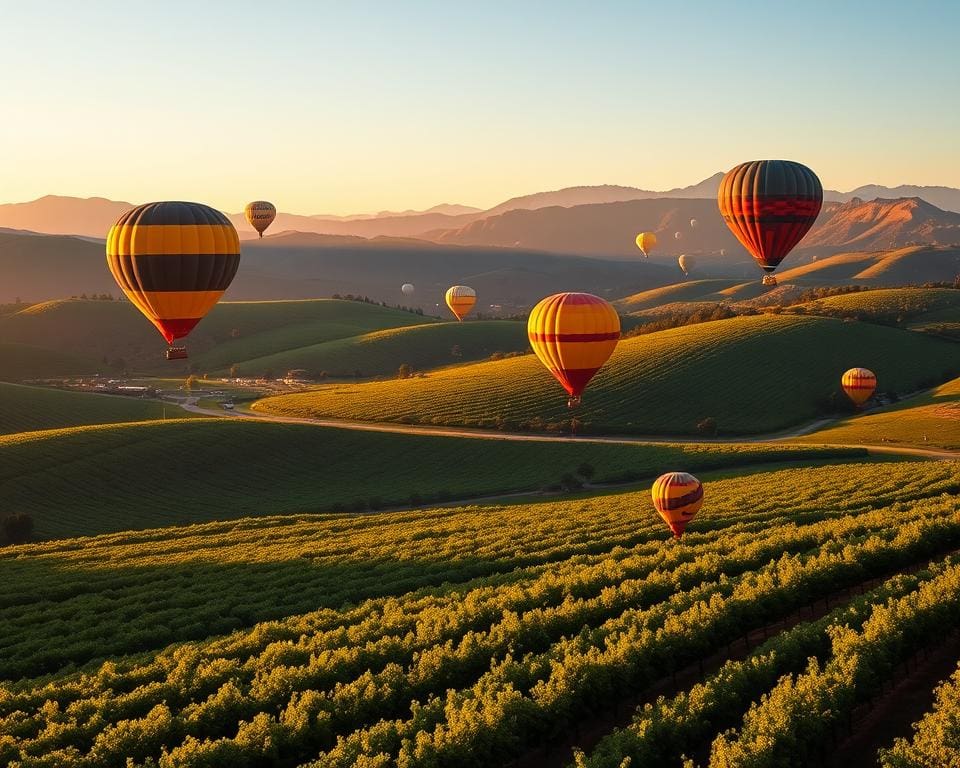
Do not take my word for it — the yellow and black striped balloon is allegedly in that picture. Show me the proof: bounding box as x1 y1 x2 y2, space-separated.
106 202 241 345
651 471 704 539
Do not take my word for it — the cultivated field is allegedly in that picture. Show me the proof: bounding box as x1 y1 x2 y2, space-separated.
254 314 960 435
0 383 186 435
0 418 856 540
1 460 959 766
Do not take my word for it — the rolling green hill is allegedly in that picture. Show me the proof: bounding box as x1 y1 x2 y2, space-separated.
789 287 960 322
227 320 528 378
0 383 186 435
796 376 960 451
255 314 960 435
0 417 853 541
0 298 434 372
0 342 98 381
615 279 745 313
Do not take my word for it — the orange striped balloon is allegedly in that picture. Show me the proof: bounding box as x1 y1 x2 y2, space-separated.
527 292 620 407
445 285 476 321
842 367 877 406
651 472 704 539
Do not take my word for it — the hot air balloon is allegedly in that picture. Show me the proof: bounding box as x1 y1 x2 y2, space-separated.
718 160 822 281
689 218 698 229
678 254 694 276
106 202 241 360
674 231 683 241
445 285 476 321
635 232 657 258
652 472 703 539
842 368 877 407
719 248 726 257
402 283 415 295
527 292 620 408
244 201 276 238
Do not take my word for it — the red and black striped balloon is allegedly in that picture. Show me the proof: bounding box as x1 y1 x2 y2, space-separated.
718 160 823 274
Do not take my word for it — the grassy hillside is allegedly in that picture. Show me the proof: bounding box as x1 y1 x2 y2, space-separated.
616 279 744 313
789 287 960 324
0 417 853 540
796 376 960 450
255 314 960 435
0 298 433 372
0 383 186 435
1 459 959 768
227 320 528 377
0 342 98 381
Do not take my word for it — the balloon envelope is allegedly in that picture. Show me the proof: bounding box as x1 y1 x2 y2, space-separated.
674 231 683 240
635 232 657 257
678 254 693 275
651 472 703 539
842 367 877 406
244 201 276 238
445 285 476 321
689 218 698 229
718 160 822 275
106 202 241 345
527 292 620 406
401 283 415 295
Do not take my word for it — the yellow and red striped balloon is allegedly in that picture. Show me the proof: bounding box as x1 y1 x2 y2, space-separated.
527 292 620 407
106 202 241 347
445 285 476 321
244 200 276 238
651 472 704 539
842 367 877 406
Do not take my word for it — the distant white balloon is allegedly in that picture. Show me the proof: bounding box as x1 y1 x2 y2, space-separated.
674 231 683 240
689 218 698 229
719 248 726 257
401 283 415 295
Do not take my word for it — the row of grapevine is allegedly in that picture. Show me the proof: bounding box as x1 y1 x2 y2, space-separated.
878 661 960 767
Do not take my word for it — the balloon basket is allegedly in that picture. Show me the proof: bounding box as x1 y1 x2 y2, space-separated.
761 275 778 287
567 396 581 409
166 347 188 361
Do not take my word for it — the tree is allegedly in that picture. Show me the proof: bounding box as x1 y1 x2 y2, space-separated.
2 513 33 545
398 364 413 380
576 462 595 481
229 364 240 379
697 417 718 436
185 375 200 391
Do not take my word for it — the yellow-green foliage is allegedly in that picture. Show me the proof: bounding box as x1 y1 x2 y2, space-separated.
1 460 959 767
227 320 528 378
0 383 190 435
0 343 96 381
797 377 960 450
255 315 960 434
0 417 854 539
879 662 960 767
793 287 960 322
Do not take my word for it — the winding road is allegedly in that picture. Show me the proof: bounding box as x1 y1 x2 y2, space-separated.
176 399 960 461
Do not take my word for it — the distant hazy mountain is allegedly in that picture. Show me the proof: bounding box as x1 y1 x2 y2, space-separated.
804 197 960 250
0 196 134 238
0 227 676 306
824 185 960 214
309 203 482 221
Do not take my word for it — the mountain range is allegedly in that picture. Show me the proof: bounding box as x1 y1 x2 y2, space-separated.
3 174 959 241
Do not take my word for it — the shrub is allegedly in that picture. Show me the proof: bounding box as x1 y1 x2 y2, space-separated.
2 513 34 545
696 417 718 436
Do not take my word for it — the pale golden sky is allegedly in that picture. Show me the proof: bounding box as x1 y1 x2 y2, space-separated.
3 1 958 215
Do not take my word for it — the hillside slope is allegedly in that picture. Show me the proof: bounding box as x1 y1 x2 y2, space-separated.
226 320 528 378
0 343 99 381
255 314 960 435
0 382 183 434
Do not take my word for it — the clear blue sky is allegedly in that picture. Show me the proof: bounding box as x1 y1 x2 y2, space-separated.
2 0 958 213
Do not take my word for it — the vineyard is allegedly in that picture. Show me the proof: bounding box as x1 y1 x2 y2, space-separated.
1 460 959 766
254 314 960 435
615 280 745 313
0 417 852 540
0 383 188 435
226 320 528 379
